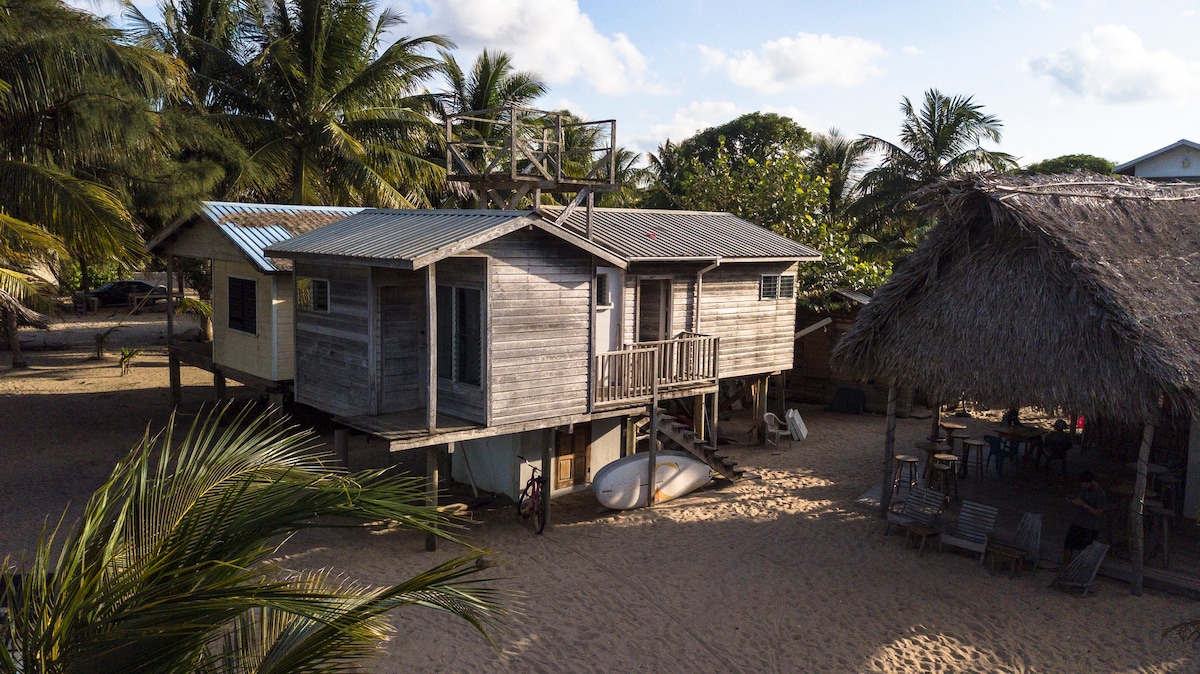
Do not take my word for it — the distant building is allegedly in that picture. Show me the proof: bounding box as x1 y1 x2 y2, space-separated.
1114 139 1200 181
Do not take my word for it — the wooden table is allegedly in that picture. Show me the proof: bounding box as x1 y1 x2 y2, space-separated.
987 541 1027 577
996 426 1043 467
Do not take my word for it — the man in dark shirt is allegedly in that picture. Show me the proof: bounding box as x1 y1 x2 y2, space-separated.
1063 469 1107 566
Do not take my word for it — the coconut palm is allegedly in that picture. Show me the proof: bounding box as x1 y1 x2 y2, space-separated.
0 0 187 366
806 128 869 227
0 405 508 673
439 48 547 129
854 89 1017 255
209 0 452 207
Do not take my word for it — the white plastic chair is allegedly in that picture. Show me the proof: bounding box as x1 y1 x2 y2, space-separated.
764 412 790 449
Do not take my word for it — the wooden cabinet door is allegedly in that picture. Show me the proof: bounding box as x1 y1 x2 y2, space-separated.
554 424 591 490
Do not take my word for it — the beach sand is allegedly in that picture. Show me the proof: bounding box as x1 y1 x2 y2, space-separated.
1 316 1198 673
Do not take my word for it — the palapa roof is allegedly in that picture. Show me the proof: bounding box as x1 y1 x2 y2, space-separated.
266 207 819 269
830 173 1200 423
148 202 365 273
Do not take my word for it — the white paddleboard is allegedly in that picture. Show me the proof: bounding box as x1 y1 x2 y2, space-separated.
786 408 808 441
592 450 713 510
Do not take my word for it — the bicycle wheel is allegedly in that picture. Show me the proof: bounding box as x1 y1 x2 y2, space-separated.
532 483 547 534
516 480 534 521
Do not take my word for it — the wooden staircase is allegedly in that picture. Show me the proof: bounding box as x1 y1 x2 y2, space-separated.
653 409 744 482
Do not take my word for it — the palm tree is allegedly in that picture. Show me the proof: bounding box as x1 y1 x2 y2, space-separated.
210 0 452 207
0 0 187 366
855 89 1017 254
439 48 547 128
806 128 869 227
0 405 508 673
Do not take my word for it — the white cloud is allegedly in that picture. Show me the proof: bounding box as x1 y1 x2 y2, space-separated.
1028 25 1200 103
698 33 885 93
403 0 665 96
901 45 922 56
643 101 744 148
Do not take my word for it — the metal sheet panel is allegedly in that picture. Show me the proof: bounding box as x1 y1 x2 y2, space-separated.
543 207 821 261
199 202 365 272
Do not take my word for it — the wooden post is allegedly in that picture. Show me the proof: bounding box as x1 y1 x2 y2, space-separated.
169 354 182 407
775 373 787 417
425 444 440 551
930 401 942 441
542 430 553 530
426 264 437 433
214 370 226 401
646 350 659 508
881 385 898 516
334 428 349 467
753 375 769 445
624 415 636 457
165 255 175 345
1130 418 1157 595
692 394 705 443
709 390 719 448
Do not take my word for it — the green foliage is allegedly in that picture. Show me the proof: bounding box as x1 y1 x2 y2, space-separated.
0 405 509 673
671 141 888 301
855 89 1018 259
118 346 141 374
1021 153 1114 175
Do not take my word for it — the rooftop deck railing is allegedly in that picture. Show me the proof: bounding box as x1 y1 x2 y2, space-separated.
592 334 719 407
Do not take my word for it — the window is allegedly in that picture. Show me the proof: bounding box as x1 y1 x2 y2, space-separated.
595 273 611 307
760 274 795 300
297 277 329 312
228 277 257 334
436 284 482 386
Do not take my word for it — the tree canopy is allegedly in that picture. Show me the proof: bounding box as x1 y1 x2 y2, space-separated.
1022 153 1115 175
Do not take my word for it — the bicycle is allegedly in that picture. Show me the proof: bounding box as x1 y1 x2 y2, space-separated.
516 455 548 534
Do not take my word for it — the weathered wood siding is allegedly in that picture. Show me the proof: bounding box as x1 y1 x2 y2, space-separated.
436 258 487 423
375 269 424 413
292 262 371 416
623 262 798 378
480 229 592 425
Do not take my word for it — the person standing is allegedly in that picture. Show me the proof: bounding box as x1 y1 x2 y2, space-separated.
1063 469 1107 566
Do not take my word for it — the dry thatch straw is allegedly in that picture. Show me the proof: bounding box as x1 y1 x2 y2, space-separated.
830 173 1200 424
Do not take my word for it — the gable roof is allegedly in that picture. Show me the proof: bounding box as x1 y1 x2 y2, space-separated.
148 202 365 273
543 207 822 262
830 173 1200 423
265 207 820 269
1114 138 1200 175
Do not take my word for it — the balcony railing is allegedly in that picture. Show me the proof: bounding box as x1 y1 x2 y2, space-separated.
593 334 719 407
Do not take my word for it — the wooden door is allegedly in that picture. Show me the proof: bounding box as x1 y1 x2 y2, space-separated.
637 279 671 342
554 423 591 490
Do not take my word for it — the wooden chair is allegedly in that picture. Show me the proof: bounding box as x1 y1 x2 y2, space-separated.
987 512 1042 577
1050 541 1109 596
885 487 945 555
763 413 790 450
939 500 1000 562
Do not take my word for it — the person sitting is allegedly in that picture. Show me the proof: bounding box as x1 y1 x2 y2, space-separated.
1042 419 1071 476
1063 469 1107 566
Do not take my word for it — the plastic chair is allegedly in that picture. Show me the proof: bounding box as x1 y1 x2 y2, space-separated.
764 412 790 450
984 434 1010 476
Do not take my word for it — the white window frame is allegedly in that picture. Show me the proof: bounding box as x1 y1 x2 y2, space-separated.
760 274 796 300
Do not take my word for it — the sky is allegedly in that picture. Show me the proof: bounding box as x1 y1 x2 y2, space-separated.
79 0 1200 167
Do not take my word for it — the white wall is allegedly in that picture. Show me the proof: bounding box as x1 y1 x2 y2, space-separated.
213 259 278 382
1133 146 1200 179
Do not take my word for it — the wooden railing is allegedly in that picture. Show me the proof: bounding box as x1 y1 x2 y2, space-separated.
593 334 719 407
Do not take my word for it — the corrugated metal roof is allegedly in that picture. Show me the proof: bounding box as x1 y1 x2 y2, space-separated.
266 209 538 269
543 207 821 261
202 202 365 272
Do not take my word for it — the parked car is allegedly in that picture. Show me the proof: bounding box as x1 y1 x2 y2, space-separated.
84 280 169 306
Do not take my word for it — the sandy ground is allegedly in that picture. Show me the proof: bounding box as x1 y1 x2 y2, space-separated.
2 315 1199 673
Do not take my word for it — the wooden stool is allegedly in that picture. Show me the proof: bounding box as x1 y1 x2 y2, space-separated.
987 542 1026 577
893 454 920 493
960 438 985 481
916 440 948 484
930 454 959 502
948 428 969 457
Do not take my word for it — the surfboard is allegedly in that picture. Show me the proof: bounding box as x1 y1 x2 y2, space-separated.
786 408 808 441
591 450 713 510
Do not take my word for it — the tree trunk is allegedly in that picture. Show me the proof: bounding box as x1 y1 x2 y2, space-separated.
200 314 213 342
4 308 26 369
1130 419 1157 596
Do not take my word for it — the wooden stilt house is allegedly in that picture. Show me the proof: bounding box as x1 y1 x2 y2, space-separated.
265 206 820 506
830 174 1200 595
147 202 365 402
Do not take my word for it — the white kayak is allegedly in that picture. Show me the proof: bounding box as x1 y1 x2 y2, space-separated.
592 450 713 510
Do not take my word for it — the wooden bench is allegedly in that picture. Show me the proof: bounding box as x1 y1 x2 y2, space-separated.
1051 541 1109 596
939 500 999 563
886 487 945 555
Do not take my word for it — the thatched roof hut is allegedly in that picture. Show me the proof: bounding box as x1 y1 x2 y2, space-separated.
832 173 1200 424
831 173 1200 595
